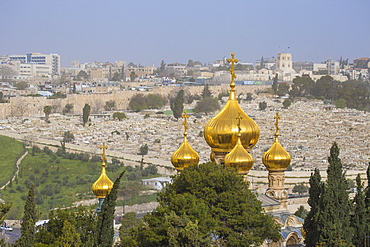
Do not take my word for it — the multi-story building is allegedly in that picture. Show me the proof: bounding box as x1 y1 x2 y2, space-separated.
293 61 314 72
167 63 187 77
8 52 60 76
353 57 370 69
276 53 295 73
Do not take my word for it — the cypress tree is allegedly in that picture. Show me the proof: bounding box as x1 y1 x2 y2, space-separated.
304 168 322 247
352 174 366 247
82 103 91 126
16 184 37 247
201 84 212 98
272 73 278 95
366 163 370 235
170 89 184 120
95 170 125 247
316 142 353 246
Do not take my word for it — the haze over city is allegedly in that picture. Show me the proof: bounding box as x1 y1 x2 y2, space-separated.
1 0 369 67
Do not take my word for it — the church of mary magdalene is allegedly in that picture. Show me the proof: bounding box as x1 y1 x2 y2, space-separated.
171 53 304 247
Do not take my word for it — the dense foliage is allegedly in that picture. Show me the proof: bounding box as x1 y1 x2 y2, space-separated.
124 162 280 246
16 185 37 247
304 143 355 246
129 93 167 112
1 144 156 219
287 75 370 111
170 89 184 120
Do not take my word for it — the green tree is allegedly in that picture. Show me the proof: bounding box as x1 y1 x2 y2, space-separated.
201 84 212 98
282 99 292 108
272 73 278 95
111 72 121 81
258 101 267 111
0 203 11 226
316 143 353 246
35 207 97 246
128 163 281 246
82 103 91 126
112 112 127 121
43 105 52 122
15 81 28 90
129 93 148 112
139 144 148 156
130 71 137 82
16 185 37 247
277 83 290 96
304 168 323 247
366 163 370 234
335 98 347 109
147 93 167 109
63 103 73 114
119 212 142 244
95 170 125 247
0 91 4 103
77 70 88 81
60 131 75 152
289 74 315 97
58 220 82 247
294 205 308 219
351 174 366 247
292 183 308 195
194 97 220 115
170 89 184 120
104 100 116 111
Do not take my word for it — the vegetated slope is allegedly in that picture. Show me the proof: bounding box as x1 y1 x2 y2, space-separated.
0 135 25 187
1 146 158 219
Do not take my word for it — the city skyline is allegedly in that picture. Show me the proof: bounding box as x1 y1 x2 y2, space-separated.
1 0 369 67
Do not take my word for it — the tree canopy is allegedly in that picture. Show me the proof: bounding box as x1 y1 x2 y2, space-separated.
194 97 220 115
82 103 91 126
170 89 184 120
125 162 280 246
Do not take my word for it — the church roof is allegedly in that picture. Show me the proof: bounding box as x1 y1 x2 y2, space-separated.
257 193 280 207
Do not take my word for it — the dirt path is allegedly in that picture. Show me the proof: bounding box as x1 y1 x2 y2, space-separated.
0 150 28 190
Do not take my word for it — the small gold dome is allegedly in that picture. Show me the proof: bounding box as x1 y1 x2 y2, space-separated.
224 133 254 174
92 163 114 198
171 136 200 171
92 142 114 199
204 53 260 154
262 112 291 171
171 111 200 172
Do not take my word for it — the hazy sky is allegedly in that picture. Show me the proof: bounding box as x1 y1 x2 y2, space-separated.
1 0 369 67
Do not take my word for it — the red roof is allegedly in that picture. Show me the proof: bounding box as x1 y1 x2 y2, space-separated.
354 57 370 61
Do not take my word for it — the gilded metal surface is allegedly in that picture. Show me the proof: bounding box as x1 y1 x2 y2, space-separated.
92 142 113 198
171 111 200 171
224 114 254 174
204 53 260 154
262 112 291 171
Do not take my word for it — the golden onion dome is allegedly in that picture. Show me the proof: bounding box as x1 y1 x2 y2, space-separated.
171 111 200 172
224 120 254 174
92 142 114 198
262 112 291 171
204 53 260 153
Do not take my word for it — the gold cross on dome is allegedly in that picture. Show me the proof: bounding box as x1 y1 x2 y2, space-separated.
182 111 189 134
99 141 108 162
227 52 239 86
274 111 280 135
236 112 243 133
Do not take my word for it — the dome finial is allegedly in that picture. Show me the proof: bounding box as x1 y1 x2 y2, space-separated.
227 52 239 90
171 111 200 172
182 111 189 137
274 111 280 139
100 141 108 164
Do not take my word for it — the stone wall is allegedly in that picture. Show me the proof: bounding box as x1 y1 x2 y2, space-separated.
0 85 268 119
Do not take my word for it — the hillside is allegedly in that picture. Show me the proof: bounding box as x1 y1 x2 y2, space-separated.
0 135 25 187
0 143 158 219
